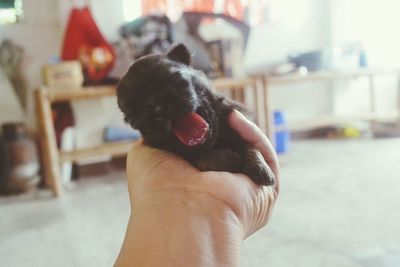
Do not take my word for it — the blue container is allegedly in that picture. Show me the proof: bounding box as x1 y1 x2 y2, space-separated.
103 126 141 142
274 110 290 154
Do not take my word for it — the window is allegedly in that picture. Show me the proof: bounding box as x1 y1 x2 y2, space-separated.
0 0 23 24
122 0 142 22
122 0 266 25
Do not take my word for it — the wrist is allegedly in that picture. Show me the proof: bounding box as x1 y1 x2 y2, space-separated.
116 189 243 267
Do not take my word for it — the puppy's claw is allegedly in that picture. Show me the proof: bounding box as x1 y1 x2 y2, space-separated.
244 163 276 186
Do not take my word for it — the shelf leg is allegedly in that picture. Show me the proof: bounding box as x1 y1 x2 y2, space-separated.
398 74 400 126
369 75 377 134
254 78 266 133
262 76 276 148
35 89 63 197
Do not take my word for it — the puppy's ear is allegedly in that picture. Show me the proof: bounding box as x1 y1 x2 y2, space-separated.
166 43 191 65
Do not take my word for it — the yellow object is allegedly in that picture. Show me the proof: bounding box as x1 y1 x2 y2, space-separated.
343 127 361 138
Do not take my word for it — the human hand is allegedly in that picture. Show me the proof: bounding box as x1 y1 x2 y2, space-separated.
115 110 280 266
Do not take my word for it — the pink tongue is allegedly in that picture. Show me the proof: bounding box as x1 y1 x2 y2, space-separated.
172 113 209 146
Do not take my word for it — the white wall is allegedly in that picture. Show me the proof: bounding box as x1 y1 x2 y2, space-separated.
58 0 125 41
0 70 26 125
329 0 400 67
74 0 335 146
3 0 396 142
0 0 127 149
0 0 62 126
0 0 335 135
245 0 330 69
329 0 399 115
244 0 333 121
244 0 399 122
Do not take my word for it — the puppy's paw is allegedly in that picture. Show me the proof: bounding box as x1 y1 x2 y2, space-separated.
193 149 242 173
243 148 275 186
243 160 275 186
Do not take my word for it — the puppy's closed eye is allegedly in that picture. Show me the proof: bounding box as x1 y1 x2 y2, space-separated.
153 106 170 121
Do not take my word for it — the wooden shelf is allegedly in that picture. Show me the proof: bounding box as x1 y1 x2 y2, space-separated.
35 69 400 197
275 111 400 132
46 77 258 104
269 68 399 84
48 86 116 103
213 77 256 90
53 77 260 164
44 68 399 104
59 140 135 163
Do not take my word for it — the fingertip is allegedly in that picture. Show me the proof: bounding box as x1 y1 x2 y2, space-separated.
231 109 246 118
229 109 248 125
228 109 258 135
228 109 239 126
228 111 280 186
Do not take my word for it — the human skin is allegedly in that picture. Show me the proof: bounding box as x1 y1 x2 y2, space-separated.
114 110 280 267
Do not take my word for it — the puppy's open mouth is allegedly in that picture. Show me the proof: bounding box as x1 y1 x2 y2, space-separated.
171 112 209 147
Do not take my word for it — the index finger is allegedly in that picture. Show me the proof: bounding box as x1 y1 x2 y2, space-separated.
228 110 280 192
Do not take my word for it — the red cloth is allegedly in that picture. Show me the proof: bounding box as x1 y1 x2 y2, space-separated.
56 6 115 149
61 7 115 82
141 0 264 23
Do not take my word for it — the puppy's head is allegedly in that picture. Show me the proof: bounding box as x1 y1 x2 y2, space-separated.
117 44 218 153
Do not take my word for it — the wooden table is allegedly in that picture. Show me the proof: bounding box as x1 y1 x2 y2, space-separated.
35 77 267 196
262 68 400 143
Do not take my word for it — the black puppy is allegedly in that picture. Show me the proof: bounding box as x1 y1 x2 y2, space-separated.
117 44 275 186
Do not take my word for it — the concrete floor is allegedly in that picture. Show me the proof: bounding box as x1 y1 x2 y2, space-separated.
1 139 400 267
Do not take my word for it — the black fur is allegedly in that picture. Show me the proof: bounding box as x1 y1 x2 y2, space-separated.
117 43 275 186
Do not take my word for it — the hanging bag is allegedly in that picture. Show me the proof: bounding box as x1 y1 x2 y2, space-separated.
61 3 115 83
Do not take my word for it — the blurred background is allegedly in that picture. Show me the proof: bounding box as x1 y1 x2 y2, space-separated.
1 0 400 266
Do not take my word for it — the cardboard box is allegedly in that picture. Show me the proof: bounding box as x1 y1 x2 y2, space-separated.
43 61 84 90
